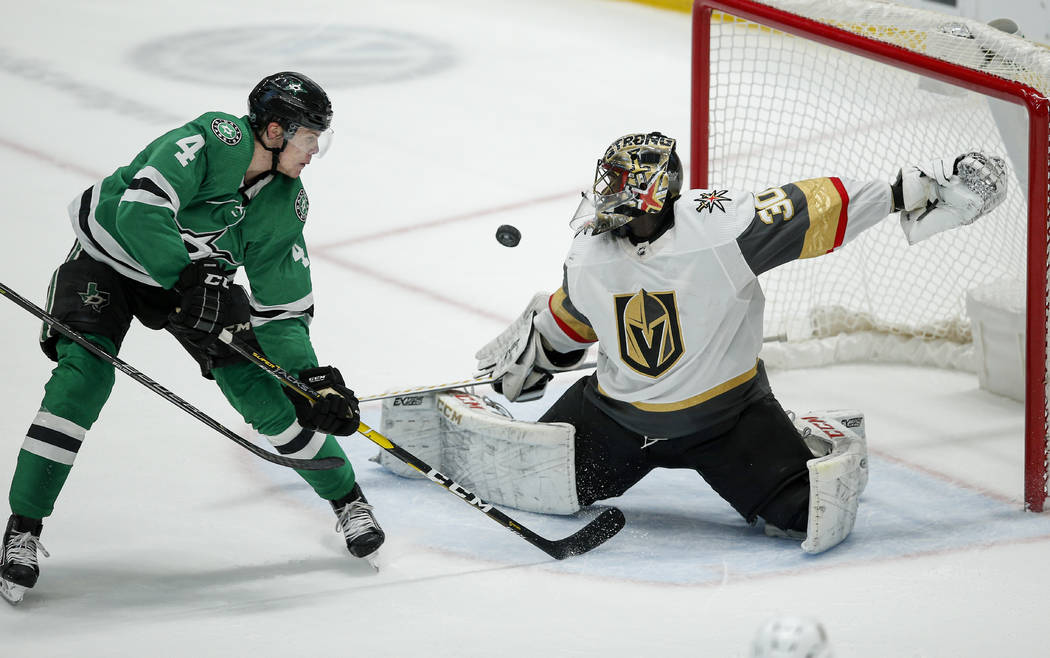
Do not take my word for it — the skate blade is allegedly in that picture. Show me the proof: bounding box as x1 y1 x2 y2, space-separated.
0 580 27 605
363 551 380 572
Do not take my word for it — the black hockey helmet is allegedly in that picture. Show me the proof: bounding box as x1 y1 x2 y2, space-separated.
248 71 333 137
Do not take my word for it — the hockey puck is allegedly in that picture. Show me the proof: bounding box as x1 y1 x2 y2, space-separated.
495 224 521 247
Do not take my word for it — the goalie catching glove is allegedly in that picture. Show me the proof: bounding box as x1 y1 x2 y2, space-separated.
283 366 361 436
892 151 1007 244
475 292 587 402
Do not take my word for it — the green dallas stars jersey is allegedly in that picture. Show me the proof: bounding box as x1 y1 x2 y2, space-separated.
14 115 355 525
68 111 317 333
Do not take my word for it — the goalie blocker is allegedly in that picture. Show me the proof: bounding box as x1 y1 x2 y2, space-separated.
376 390 869 553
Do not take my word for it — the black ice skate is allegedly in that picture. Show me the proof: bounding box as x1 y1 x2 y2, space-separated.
1 514 49 605
331 484 385 567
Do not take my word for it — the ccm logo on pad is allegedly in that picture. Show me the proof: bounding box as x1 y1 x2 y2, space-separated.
802 416 845 439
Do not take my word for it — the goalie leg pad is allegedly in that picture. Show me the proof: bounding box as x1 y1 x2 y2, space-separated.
791 409 868 494
375 389 580 515
373 392 445 479
438 391 580 515
793 412 868 554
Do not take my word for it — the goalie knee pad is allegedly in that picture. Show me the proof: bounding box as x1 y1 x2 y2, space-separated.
376 390 580 515
791 409 868 494
789 410 869 554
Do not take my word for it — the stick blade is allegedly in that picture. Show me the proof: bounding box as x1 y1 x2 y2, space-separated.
540 507 625 560
268 454 345 471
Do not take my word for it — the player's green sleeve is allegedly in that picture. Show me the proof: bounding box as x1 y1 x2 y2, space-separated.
109 123 213 288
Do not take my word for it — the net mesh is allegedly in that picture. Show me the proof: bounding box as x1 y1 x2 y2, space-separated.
700 0 1049 507
708 1 1035 362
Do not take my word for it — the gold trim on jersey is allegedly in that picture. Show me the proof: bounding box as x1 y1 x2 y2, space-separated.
598 361 759 412
550 288 598 342
795 178 847 258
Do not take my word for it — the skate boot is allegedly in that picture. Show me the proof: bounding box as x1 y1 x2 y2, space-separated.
331 484 385 566
1 514 49 605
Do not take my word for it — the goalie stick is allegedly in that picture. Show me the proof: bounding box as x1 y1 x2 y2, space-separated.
218 333 626 559
0 281 343 472
359 361 597 403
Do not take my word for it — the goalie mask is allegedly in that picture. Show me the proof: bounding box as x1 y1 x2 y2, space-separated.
575 132 683 236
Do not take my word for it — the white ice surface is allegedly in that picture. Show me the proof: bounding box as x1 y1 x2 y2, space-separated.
0 1 1047 656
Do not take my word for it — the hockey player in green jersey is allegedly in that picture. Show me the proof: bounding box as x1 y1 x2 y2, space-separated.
0 72 383 604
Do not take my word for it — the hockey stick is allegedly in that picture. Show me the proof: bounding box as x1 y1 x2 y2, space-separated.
219 334 626 559
0 281 342 472
359 361 598 403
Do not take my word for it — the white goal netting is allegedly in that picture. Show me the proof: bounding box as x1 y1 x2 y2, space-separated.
695 0 1050 508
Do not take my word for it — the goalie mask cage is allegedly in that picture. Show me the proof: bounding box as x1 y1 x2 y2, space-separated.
691 0 1050 511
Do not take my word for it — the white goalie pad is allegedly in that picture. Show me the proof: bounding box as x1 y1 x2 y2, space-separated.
374 392 445 479
374 390 580 515
791 410 869 554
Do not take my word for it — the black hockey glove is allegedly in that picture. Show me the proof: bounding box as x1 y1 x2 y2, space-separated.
284 366 361 436
168 260 251 351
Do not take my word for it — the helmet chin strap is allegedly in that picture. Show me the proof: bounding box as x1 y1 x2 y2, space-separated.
265 139 287 175
255 123 289 176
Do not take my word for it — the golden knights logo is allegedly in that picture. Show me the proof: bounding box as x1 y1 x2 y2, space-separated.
614 289 684 377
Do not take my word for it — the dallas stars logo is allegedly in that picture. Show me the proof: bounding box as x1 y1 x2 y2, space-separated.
180 226 236 263
295 188 309 222
283 81 304 95
694 190 731 214
210 118 242 146
78 282 110 313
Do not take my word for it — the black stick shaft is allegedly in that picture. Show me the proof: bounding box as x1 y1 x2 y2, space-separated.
220 334 625 559
0 281 343 471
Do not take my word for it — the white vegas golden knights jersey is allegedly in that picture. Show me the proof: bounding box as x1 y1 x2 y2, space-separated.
533 177 893 438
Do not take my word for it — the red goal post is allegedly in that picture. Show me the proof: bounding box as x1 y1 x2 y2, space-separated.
691 0 1050 511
